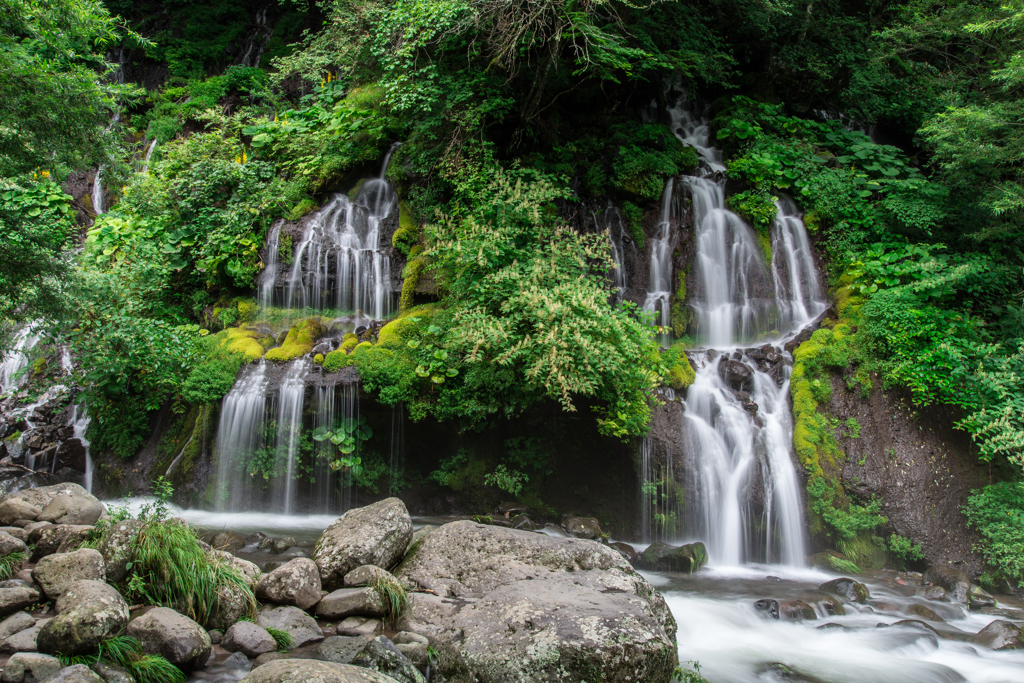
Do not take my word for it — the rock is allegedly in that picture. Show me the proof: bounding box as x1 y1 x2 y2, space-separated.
255 558 321 610
29 525 92 562
0 499 41 527
343 566 392 588
351 636 424 683
245 532 271 549
0 527 28 543
1 626 39 653
394 643 427 669
336 617 380 637
906 603 944 622
0 612 35 640
0 587 39 617
718 359 754 391
923 566 970 605
37 580 128 656
210 532 245 553
34 665 103 683
95 520 141 583
222 621 277 658
391 632 428 646
637 541 708 573
394 520 677 683
239 659 404 683
252 652 290 669
969 619 1023 650
54 440 86 474
754 599 780 619
818 578 869 604
272 537 296 554
495 502 527 518
37 493 104 526
0 530 27 556
207 581 253 631
509 514 534 531
560 514 601 540
780 600 816 621
920 585 946 601
89 661 134 683
207 629 223 644
968 584 996 609
32 549 105 601
317 588 384 620
405 526 435 555
0 652 62 683
126 607 212 670
608 541 639 565
256 606 324 649
23 524 52 544
313 499 412 590
230 556 261 585
313 635 373 664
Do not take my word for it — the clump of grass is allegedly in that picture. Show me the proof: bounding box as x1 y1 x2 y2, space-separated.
0 551 25 580
264 625 293 652
372 574 408 628
59 636 185 683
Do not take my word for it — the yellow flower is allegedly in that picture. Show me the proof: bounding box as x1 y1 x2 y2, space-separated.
41 170 50 178
121 186 127 194
242 150 248 163
235 156 242 164
274 113 278 122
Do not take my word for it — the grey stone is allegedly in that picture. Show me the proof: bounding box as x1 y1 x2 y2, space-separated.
230 556 261 585
969 584 996 609
924 566 971 605
256 606 323 649
560 514 601 540
405 527 435 556
239 659 401 683
1 626 39 653
0 499 41 527
637 541 708 573
251 652 289 669
0 611 35 639
126 607 211 670
271 537 295 554
342 566 392 588
210 532 245 553
29 526 92 562
207 629 223 644
222 621 277 658
0 652 61 683
970 619 1023 650
34 664 103 683
95 520 141 583
0 587 39 618
394 643 427 669
32 549 105 601
336 616 380 636
351 636 424 683
391 632 427 646
89 661 134 683
313 499 413 590
313 635 373 664
23 524 52 545
818 578 870 604
0 530 28 556
255 558 321 610
394 520 677 683
206 581 253 631
316 588 384 620
37 493 104 526
0 528 28 543
37 581 128 656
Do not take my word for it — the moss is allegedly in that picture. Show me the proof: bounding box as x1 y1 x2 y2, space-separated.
222 327 265 362
258 335 276 349
346 83 385 111
322 349 353 372
314 353 324 365
31 357 47 378
263 318 324 362
659 341 695 390
400 256 428 311
347 178 368 201
621 201 645 249
236 299 257 322
392 201 420 256
757 230 773 264
354 341 373 352
340 333 359 352
287 198 317 220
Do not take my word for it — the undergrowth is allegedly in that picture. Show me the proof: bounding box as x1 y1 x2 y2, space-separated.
265 625 293 652
0 551 25 580
372 573 408 628
58 635 185 683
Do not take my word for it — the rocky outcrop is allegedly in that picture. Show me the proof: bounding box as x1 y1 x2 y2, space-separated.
351 636 424 683
638 542 708 573
37 580 128 656
394 520 678 683
255 558 321 610
240 659 402 683
313 498 413 590
0 484 104 527
32 549 105 600
95 520 142 583
126 607 212 670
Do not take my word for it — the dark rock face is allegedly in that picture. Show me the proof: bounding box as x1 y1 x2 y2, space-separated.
718 359 754 391
923 567 970 605
637 542 708 573
350 636 424 683
818 578 869 604
560 513 601 540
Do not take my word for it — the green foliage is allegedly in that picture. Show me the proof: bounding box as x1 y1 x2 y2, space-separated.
621 201 645 249
312 416 373 473
264 626 293 652
964 482 1024 588
660 342 696 390
483 465 528 497
0 551 24 580
180 332 245 405
674 661 710 683
371 573 408 629
58 635 185 683
888 534 925 563
807 477 887 540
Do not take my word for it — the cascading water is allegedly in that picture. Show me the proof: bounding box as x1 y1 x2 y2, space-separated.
214 362 270 511
0 325 41 393
311 379 360 512
643 179 678 344
70 404 93 493
276 359 309 514
602 201 628 300
240 7 272 68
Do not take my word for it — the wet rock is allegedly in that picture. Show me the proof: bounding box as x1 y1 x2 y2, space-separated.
0 587 39 617
252 652 290 669
343 565 392 588
257 606 324 649
29 525 92 562
923 567 970 605
882 619 941 636
314 635 373 664
256 558 322 610
906 603 944 622
818 597 845 616
718 359 754 391
968 584 996 610
36 491 104 526
210 532 246 553
90 661 134 683
391 632 428 646
207 629 223 644
560 514 601 540
317 587 384 620
245 532 271 549
394 520 677 683
818 578 869 604
313 498 413 590
510 514 535 531
754 599 780 619
351 636 424 683
608 541 639 565
757 662 829 682
32 549 105 601
495 502 527 518
0 530 27 556
272 537 296 554
95 520 141 583
37 664 104 683
0 611 35 640
337 616 380 637
37 580 128 656
637 541 708 573
780 600 816 621
920 585 946 601
1 652 62 683
54 440 86 473
969 619 1023 650
239 659 403 683
126 607 212 670
222 621 277 658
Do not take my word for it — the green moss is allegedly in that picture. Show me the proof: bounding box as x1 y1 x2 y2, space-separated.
340 333 359 352
322 349 353 372
258 335 276 349
621 201 645 249
346 83 385 111
314 353 324 365
263 318 324 362
236 299 257 322
347 178 368 201
400 256 428 311
222 327 265 362
660 341 696 390
31 357 47 377
392 201 420 256
287 198 317 220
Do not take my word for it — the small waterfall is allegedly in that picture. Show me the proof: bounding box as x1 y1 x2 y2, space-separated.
643 180 677 343
276 359 309 514
71 404 93 492
214 362 270 510
258 222 282 311
240 7 272 68
91 112 122 217
312 380 360 512
772 196 826 330
603 202 628 300
639 400 684 543
0 325 41 393
142 139 158 173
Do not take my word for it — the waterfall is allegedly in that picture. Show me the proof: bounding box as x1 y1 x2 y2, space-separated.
642 180 678 344
71 404 93 493
258 222 282 311
276 359 309 514
240 7 272 68
312 380 360 512
91 167 106 216
214 362 270 510
142 139 158 173
0 325 41 393
603 202 628 300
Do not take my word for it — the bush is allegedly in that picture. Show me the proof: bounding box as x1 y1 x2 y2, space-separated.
964 482 1024 588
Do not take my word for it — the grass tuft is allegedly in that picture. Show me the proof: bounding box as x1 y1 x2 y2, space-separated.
264 625 293 652
58 636 185 683
0 551 25 580
372 574 408 628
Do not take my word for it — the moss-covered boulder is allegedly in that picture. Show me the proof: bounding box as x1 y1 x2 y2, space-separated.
264 318 324 362
637 541 708 573
222 328 266 363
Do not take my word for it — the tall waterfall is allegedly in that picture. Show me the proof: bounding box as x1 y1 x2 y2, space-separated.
214 362 270 511
643 179 678 344
0 325 41 393
656 88 827 566
276 359 309 514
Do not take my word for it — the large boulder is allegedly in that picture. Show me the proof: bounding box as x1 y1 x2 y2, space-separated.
0 484 103 527
37 580 128 656
32 549 105 601
0 612 35 640
257 606 324 649
0 652 62 683
924 566 971 605
970 620 1023 650
0 587 39 618
207 581 253 631
637 542 708 573
351 636 424 683
240 659 402 683
222 621 277 658
316 588 384 620
32 664 103 683
718 359 754 391
95 520 142 583
313 498 412 590
37 493 104 527
394 520 678 683
818 578 869 604
255 558 321 610
0 530 28 556
560 514 601 540
313 635 373 665
29 525 92 562
126 607 212 670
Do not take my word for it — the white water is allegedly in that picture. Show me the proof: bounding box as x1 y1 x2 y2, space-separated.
0 325 41 393
240 7 271 68
642 179 677 344
70 404 93 493
213 362 270 511
277 359 309 514
602 202 628 300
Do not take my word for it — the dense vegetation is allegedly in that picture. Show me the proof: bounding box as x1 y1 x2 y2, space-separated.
2 0 1024 586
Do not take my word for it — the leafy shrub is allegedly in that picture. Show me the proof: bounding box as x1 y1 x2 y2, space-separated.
484 465 528 496
888 533 924 563
964 482 1024 588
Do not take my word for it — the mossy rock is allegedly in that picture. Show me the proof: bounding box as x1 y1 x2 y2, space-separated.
222 327 265 363
236 298 257 322
637 541 708 573
339 333 359 353
264 318 324 362
392 201 420 255
322 350 352 372
668 361 695 390
314 353 325 365
347 178 368 201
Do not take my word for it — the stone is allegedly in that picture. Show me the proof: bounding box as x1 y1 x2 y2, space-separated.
405 526 435 555
256 606 324 649
509 515 534 531
239 659 404 683
126 607 212 670
210 532 245 553
207 581 253 631
637 541 708 573
818 578 869 604
754 599 780 619
0 499 41 527
394 643 427 669
969 584 996 609
391 632 427 646
34 665 103 683
24 524 53 544
718 359 754 391
923 566 970 605
0 611 35 640
0 653 62 683
89 662 133 683
313 635 373 664
1 625 39 653
343 566 392 588
969 619 1023 650
351 636 424 683
0 587 39 618
560 514 601 540
95 520 142 583
230 556 261 585
29 525 92 562
0 530 28 556
394 520 677 683
37 581 128 656
0 527 28 542
54 440 86 474
906 603 944 622
37 493 104 526
245 532 271 549
32 549 105 601
207 629 223 644
272 537 296 554
252 652 290 669
313 498 413 590
608 541 639 565
222 621 277 658
921 585 946 601
255 558 321 610
317 588 384 620
336 617 380 636
779 600 816 621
